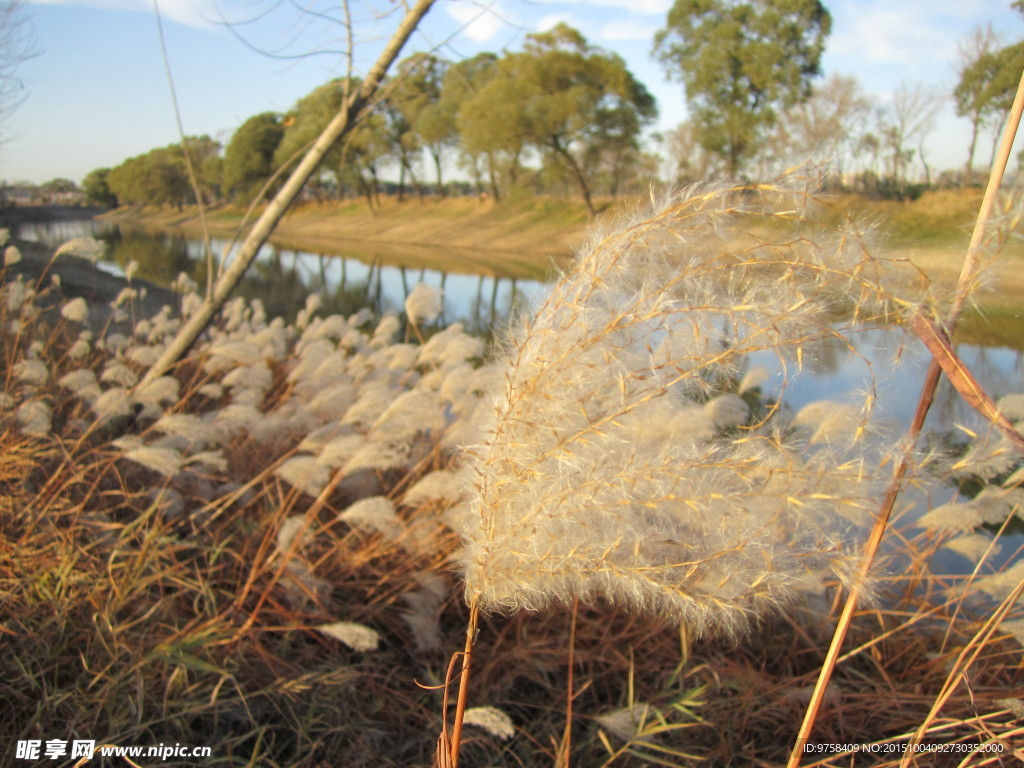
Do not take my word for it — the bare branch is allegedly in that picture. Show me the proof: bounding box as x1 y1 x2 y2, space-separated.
137 0 437 389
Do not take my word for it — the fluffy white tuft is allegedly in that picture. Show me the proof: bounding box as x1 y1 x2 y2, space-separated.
338 496 404 539
462 706 515 741
60 297 89 323
17 400 52 435
316 621 380 652
122 445 184 477
14 358 49 386
276 456 330 497
54 237 106 263
405 282 443 325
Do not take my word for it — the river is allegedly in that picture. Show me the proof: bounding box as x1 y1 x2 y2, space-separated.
15 216 1024 434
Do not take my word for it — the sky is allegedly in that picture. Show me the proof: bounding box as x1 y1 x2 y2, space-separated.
2 0 1023 185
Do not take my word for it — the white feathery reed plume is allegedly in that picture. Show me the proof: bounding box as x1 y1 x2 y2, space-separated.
54 237 106 263
338 496 404 539
16 401 52 435
455 180 901 638
461 706 515 741
60 297 89 324
316 621 380 652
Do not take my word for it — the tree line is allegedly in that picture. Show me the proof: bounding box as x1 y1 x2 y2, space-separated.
71 1 1024 214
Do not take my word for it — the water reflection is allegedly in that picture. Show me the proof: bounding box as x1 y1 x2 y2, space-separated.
17 218 543 336
17 217 1024 420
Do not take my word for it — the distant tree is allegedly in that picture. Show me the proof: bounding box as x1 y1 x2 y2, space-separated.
464 23 656 216
654 0 830 176
0 0 36 144
183 135 222 203
222 112 285 200
954 25 1005 185
82 168 118 207
442 53 501 198
380 84 423 201
880 81 942 192
769 74 871 183
660 120 725 184
108 145 192 207
274 82 345 179
344 112 390 208
40 178 77 197
954 36 1024 180
393 53 452 195
453 53 520 200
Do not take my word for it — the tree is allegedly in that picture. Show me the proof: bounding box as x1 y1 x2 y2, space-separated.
954 25 1004 185
880 80 941 193
0 0 36 144
442 53 501 197
954 36 1024 182
82 168 118 208
653 0 831 176
454 53 522 200
766 74 871 184
222 112 285 200
393 53 452 195
107 145 192 207
463 23 656 216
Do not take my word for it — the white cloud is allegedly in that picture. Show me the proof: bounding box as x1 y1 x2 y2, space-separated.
28 0 217 28
828 1 964 65
444 0 509 43
598 19 658 42
537 13 571 33
533 0 670 14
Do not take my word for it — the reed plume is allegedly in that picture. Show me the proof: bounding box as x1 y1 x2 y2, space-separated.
455 180 908 637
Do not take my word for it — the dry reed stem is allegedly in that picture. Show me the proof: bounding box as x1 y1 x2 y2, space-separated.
787 65 1024 768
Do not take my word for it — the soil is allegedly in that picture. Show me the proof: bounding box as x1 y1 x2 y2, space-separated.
1 216 177 332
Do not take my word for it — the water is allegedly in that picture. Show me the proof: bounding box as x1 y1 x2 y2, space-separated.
15 217 547 336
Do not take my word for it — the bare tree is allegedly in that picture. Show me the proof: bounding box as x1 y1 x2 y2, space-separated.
881 80 942 193
137 0 436 388
768 73 872 184
0 0 37 144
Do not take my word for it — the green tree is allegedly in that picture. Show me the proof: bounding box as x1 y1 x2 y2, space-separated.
82 168 118 207
276 79 390 208
654 0 831 175
452 53 518 200
954 36 1024 183
393 53 451 195
107 145 192 207
464 24 656 216
222 112 285 200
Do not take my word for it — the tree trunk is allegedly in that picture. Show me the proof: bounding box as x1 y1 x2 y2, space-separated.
964 115 980 187
431 147 445 197
486 152 500 201
550 136 595 218
135 0 436 390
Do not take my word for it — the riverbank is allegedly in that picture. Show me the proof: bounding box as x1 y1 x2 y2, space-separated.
98 189 1024 286
101 196 595 271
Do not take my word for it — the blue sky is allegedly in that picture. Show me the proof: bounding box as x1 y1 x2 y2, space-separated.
3 0 1022 185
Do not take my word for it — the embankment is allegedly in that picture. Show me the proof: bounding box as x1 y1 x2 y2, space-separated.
100 196 599 267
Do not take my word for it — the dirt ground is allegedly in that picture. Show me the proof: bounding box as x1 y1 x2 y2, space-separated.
1 227 177 332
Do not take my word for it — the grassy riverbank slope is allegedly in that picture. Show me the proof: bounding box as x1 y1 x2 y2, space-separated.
101 188 1023 278
101 195 596 274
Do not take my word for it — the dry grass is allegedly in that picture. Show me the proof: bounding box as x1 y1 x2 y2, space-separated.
1 180 1023 768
